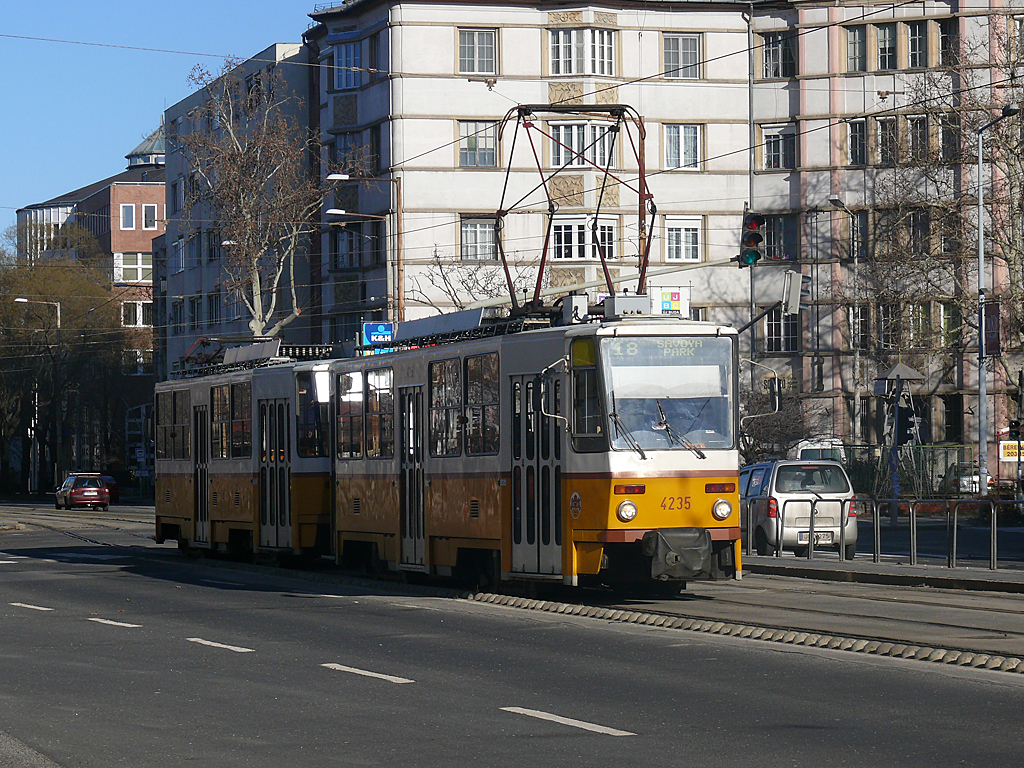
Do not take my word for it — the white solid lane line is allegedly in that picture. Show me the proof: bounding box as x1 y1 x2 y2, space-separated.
187 637 255 653
0 561 18 564
88 618 142 628
500 707 636 737
321 663 415 684
10 602 54 612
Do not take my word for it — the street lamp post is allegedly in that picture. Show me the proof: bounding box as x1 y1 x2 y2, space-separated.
14 297 62 490
976 103 1020 491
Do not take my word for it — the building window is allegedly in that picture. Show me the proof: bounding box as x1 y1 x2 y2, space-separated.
908 116 928 161
765 306 799 353
461 218 497 261
940 114 959 162
143 204 158 230
171 238 184 274
939 18 958 66
188 296 202 331
665 124 700 170
121 252 153 282
940 301 962 346
849 210 868 260
186 235 201 269
335 41 362 90
763 126 796 170
459 29 496 74
877 23 897 70
459 121 497 167
207 291 221 328
763 215 798 261
550 29 614 76
665 218 701 262
909 209 930 255
122 301 153 327
120 204 135 230
848 120 867 165
332 227 360 270
550 122 614 168
664 34 700 79
552 218 616 261
847 26 866 72
878 303 899 350
762 32 796 78
205 232 223 263
848 305 869 350
908 21 928 68
877 117 897 165
170 301 184 335
909 303 931 348
168 183 179 215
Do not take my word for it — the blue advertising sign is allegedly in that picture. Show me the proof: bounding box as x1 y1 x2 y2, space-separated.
362 322 394 346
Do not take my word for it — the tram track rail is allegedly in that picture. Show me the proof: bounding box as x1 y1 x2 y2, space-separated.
3 504 1024 675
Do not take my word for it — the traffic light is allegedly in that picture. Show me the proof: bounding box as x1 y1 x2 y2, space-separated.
783 270 812 315
1010 419 1021 441
738 212 765 267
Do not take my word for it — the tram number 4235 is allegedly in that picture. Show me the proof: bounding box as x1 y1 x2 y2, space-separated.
661 496 691 511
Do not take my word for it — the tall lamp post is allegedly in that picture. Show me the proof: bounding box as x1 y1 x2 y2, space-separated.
976 103 1020 490
14 297 62 489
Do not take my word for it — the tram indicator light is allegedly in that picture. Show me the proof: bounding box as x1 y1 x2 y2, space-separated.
614 484 646 495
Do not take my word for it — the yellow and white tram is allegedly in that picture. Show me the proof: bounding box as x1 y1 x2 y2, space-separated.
155 308 742 591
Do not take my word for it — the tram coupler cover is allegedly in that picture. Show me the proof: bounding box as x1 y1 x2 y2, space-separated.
642 528 711 580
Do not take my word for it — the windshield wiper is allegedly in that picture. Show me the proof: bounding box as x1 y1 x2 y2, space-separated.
654 399 705 460
610 392 646 460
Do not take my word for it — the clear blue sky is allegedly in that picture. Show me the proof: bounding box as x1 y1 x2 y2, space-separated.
0 0 321 236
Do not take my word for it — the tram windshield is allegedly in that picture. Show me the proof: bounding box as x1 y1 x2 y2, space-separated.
600 336 735 452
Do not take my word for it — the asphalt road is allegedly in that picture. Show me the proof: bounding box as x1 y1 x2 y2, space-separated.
1 507 1024 766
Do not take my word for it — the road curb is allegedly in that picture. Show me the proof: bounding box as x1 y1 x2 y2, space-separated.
744 561 1024 594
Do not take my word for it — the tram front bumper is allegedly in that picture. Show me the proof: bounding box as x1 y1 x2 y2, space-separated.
641 528 712 580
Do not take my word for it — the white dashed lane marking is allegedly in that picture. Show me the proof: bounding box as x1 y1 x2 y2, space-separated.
321 663 415 684
501 707 636 737
10 603 54 612
88 617 142 628
187 637 255 653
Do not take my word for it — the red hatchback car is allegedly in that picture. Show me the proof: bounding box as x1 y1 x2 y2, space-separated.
55 474 110 511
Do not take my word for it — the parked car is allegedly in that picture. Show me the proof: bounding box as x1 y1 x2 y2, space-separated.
740 460 857 559
101 475 120 504
938 462 1017 498
55 473 110 511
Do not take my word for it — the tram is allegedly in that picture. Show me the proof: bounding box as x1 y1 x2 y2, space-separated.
155 298 742 591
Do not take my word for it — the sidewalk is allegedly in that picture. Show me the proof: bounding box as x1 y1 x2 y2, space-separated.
743 552 1024 593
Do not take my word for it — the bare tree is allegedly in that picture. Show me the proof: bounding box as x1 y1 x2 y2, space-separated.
179 61 337 338
407 244 545 313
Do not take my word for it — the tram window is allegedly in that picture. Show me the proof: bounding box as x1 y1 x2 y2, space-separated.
230 382 252 458
571 338 606 452
210 385 231 459
296 372 330 458
337 372 364 459
512 382 522 461
429 358 462 457
157 389 191 460
366 367 394 458
465 352 499 455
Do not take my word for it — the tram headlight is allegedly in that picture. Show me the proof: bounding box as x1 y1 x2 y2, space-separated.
616 500 638 523
712 498 733 521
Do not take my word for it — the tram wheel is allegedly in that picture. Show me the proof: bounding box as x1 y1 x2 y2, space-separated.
653 581 685 599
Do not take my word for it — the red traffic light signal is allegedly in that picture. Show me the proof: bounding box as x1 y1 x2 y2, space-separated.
738 212 765 267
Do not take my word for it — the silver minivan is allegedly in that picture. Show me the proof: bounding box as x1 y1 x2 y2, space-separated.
740 460 857 559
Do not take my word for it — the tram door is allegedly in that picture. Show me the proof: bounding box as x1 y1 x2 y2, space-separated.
259 399 292 549
399 386 426 567
193 405 209 544
510 375 563 575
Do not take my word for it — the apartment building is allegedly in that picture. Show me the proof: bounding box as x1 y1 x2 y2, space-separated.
750 1 1022 473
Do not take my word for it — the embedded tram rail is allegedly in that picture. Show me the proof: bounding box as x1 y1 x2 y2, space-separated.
3 501 1024 672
